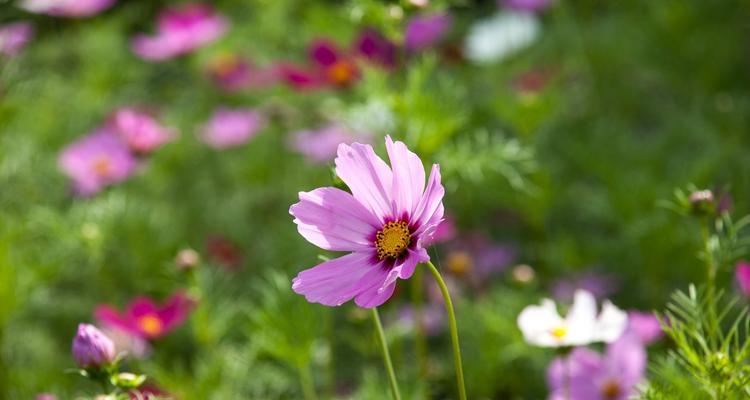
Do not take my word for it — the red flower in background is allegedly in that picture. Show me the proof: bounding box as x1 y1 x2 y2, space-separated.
205 235 244 270
95 292 194 340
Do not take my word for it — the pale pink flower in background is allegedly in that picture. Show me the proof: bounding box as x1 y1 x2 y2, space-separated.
289 123 371 163
109 108 177 154
0 22 34 58
290 136 445 308
21 0 115 17
99 326 151 359
207 53 280 92
626 310 663 344
431 213 457 243
199 108 266 149
58 129 138 196
35 394 57 400
131 4 228 61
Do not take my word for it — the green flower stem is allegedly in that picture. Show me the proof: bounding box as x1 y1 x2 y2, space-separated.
425 261 467 400
371 307 402 400
297 362 318 400
700 223 719 340
410 267 429 379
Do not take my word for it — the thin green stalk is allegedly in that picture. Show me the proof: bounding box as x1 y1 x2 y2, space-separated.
410 267 429 380
425 261 467 400
701 223 719 342
297 362 318 400
371 307 402 400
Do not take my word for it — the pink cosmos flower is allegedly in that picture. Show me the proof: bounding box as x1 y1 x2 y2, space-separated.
289 123 372 164
404 12 452 52
95 292 194 340
0 22 34 58
354 29 398 69
71 324 116 368
736 261 750 297
108 108 177 154
290 136 445 308
626 310 663 344
58 129 138 196
280 40 360 90
547 333 646 400
21 0 115 17
502 0 553 13
131 4 228 61
199 107 266 149
207 53 280 92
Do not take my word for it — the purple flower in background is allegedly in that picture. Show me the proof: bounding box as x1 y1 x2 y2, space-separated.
0 22 34 58
547 334 646 400
95 292 194 340
289 123 371 163
445 233 515 287
626 310 663 344
71 324 116 368
131 4 228 61
502 0 552 13
58 129 138 196
199 107 266 149
290 136 445 308
404 12 452 52
109 108 177 154
552 271 619 302
21 0 115 17
396 304 445 336
735 261 750 297
354 28 397 69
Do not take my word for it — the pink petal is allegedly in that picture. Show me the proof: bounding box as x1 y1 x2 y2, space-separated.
334 142 394 222
290 187 380 252
309 40 341 67
157 292 193 333
292 252 390 307
355 280 397 308
94 305 141 336
385 136 426 218
736 261 750 297
127 297 160 319
412 164 445 235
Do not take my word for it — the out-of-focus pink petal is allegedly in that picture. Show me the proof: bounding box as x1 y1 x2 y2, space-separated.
626 310 663 344
354 28 397 68
335 142 394 222
309 39 341 67
736 261 750 297
404 12 452 51
199 108 266 149
95 305 141 336
0 22 34 58
606 333 647 389
127 297 160 319
157 292 194 332
290 187 380 252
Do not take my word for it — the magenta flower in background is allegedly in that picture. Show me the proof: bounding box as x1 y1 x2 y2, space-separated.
289 123 372 164
199 107 266 149
21 0 115 17
109 108 177 154
58 129 138 196
736 261 750 297
280 40 360 90
547 333 646 400
626 310 663 344
502 0 553 13
552 271 619 302
290 136 445 308
354 28 398 69
131 4 228 61
71 323 116 368
95 292 194 340
404 12 452 52
0 22 34 58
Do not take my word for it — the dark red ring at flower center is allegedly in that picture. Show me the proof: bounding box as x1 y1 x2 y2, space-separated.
375 220 411 260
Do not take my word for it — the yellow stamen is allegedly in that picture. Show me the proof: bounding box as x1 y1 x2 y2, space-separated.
375 221 411 260
91 155 113 177
601 379 621 399
550 326 568 339
138 315 163 337
446 251 473 276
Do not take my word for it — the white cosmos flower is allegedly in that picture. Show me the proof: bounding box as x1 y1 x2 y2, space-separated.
517 289 627 347
464 11 540 64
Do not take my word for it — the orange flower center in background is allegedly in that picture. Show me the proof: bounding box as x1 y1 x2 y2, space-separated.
91 156 113 177
600 379 622 399
550 326 568 339
138 314 163 337
211 53 239 75
326 61 357 86
376 221 411 260
447 251 473 276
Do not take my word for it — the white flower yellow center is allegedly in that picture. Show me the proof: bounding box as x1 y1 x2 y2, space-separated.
375 221 411 260
550 326 568 339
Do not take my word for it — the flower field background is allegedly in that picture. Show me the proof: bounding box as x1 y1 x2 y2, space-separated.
1 0 750 399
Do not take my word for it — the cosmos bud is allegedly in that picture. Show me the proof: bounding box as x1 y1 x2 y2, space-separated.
688 189 715 217
72 324 116 369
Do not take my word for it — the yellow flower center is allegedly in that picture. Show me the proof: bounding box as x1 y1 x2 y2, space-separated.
447 251 473 276
91 156 113 177
138 315 163 337
550 326 568 339
601 379 621 399
211 53 239 75
375 221 411 260
327 61 356 85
